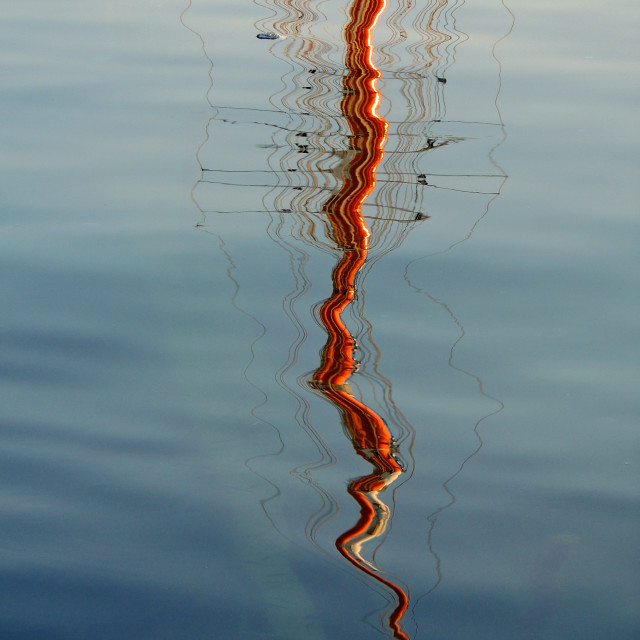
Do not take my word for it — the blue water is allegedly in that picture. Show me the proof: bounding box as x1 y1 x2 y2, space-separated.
1 1 638 638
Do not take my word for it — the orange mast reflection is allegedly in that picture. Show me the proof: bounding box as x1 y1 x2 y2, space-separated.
310 1 409 638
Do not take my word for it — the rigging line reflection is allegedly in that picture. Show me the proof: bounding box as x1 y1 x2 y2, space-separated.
184 0 512 635
180 2 303 551
404 0 514 620
185 2 356 572
305 0 512 635
252 8 362 553
307 0 411 638
316 0 463 474
179 0 214 108
251 0 484 635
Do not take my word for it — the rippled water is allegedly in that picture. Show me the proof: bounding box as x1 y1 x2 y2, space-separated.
1 1 638 638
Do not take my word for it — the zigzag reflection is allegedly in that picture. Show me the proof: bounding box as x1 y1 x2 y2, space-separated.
307 0 410 637
184 0 510 637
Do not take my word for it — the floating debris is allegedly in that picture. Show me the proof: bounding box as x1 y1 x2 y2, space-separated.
256 32 280 40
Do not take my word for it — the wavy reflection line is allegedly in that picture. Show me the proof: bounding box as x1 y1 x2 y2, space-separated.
265 212 349 562
304 1 414 638
404 0 514 622
186 0 513 636
179 0 214 108
183 0 354 574
180 3 301 554
254 0 356 554
377 0 460 114
405 281 505 609
252 3 414 602
251 0 495 636
349 0 466 258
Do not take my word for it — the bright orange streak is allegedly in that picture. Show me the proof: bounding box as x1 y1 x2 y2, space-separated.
313 0 399 474
322 0 388 249
336 488 409 640
311 0 409 638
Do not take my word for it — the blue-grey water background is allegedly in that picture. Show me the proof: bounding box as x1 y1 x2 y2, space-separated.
1 0 638 638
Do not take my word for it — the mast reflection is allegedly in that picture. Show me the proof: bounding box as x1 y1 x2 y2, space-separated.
309 0 409 637
183 0 511 635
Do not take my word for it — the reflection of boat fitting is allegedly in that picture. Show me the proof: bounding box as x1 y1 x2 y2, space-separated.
388 437 406 471
308 379 354 393
358 446 380 461
357 447 406 472
391 451 406 472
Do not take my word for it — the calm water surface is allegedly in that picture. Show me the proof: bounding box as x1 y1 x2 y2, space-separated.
1 1 638 638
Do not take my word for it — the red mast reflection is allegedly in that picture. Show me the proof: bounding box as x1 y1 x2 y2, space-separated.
310 0 409 637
